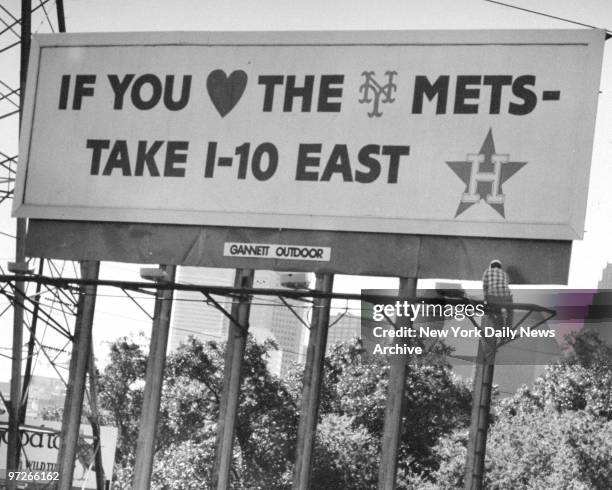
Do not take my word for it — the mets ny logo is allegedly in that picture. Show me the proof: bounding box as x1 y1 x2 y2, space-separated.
446 129 526 218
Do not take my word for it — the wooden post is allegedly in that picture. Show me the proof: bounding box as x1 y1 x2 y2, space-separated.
377 277 417 490
292 273 334 490
212 268 254 489
464 327 496 490
132 264 177 489
56 260 100 490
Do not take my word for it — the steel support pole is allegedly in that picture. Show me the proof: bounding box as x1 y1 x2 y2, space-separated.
20 259 45 422
212 268 255 489
377 277 417 490
55 0 66 32
132 264 177 490
292 273 334 490
464 321 496 490
6 230 26 488
56 260 100 490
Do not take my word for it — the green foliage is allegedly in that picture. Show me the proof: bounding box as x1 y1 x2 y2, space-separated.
431 409 612 489
98 335 148 465
311 414 380 489
309 341 472 474
152 428 217 489
102 334 297 488
101 335 471 488
157 337 224 449
501 330 612 418
430 330 612 489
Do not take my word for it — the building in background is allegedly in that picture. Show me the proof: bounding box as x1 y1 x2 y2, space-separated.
169 268 310 377
169 267 235 350
0 375 65 419
598 263 612 289
584 263 612 344
326 312 362 348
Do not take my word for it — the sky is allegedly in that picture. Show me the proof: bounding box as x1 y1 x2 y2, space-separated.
0 0 611 379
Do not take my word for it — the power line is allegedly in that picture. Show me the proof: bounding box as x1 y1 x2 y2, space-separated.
483 0 612 38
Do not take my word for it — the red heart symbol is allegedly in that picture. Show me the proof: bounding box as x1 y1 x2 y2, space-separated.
206 69 248 117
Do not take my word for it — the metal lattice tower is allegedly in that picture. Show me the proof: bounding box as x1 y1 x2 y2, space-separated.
0 2 85 484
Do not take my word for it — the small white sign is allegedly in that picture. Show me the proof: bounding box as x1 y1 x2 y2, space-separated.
224 242 331 261
0 418 117 489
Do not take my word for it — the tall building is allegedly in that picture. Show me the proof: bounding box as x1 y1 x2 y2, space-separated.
169 267 235 350
169 268 309 377
598 263 612 289
586 263 612 344
326 312 362 347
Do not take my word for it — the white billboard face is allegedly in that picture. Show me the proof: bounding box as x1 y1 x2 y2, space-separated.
0 419 117 488
14 30 604 240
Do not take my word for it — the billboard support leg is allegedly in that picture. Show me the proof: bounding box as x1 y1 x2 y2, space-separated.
377 277 417 490
132 264 177 490
464 327 496 490
56 260 100 490
212 268 255 489
292 273 334 490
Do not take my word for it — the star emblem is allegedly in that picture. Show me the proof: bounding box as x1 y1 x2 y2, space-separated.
446 128 526 218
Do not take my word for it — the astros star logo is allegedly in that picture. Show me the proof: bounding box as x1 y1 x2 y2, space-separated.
446 128 526 218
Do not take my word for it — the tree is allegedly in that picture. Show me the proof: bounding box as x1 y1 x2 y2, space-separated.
498 330 612 419
311 414 380 489
429 407 612 489
101 334 297 488
430 330 612 489
98 335 148 465
284 340 472 486
102 334 473 488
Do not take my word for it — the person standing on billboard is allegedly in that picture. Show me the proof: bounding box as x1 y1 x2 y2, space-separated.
482 259 513 329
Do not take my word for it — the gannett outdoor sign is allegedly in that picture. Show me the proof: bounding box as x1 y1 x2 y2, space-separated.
224 243 331 261
14 30 604 240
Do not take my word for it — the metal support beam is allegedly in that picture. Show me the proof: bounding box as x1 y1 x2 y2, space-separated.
56 260 100 490
377 277 417 490
132 264 177 489
55 0 66 32
6 1 32 484
292 273 334 490
464 327 496 490
20 259 45 422
212 268 255 489
6 223 26 488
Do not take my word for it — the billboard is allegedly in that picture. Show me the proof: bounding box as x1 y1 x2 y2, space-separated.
14 30 604 240
0 418 117 489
